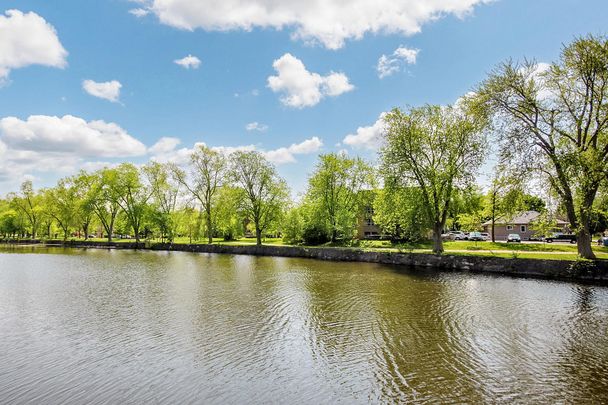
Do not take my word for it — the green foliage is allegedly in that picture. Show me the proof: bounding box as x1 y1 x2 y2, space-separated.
476 34 608 258
373 187 427 241
304 153 374 242
381 103 488 253
230 151 290 245
531 212 558 240
214 186 245 241
302 223 330 245
282 207 305 245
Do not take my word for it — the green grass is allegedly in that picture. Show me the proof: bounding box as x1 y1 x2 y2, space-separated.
43 236 608 261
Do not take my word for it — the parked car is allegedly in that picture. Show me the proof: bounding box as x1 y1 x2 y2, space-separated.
598 236 608 247
452 231 467 241
545 233 576 244
506 233 521 243
480 232 490 241
468 231 484 241
443 231 465 240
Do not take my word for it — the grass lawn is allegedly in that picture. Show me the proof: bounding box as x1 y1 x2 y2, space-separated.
51 236 608 261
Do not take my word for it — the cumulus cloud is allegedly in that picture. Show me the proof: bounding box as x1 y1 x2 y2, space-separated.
136 0 488 50
343 113 387 150
82 80 122 102
148 137 181 154
174 54 201 69
377 46 419 78
0 115 146 158
0 9 68 83
150 136 323 165
267 53 354 108
0 115 147 185
245 122 268 132
264 137 323 164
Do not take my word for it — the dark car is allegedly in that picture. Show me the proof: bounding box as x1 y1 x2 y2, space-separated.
545 233 576 244
598 237 608 247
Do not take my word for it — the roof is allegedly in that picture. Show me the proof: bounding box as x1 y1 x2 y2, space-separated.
482 210 569 226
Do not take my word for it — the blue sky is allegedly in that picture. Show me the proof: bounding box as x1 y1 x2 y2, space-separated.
1 0 607 195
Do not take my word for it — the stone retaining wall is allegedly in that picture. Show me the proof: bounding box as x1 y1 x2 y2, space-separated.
3 239 608 284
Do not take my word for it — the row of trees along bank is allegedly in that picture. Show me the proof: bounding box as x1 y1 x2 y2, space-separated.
1 35 607 259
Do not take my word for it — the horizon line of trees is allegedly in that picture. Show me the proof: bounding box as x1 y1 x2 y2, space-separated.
1 34 607 258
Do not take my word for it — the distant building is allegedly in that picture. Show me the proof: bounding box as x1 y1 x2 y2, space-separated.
357 205 382 239
482 210 569 241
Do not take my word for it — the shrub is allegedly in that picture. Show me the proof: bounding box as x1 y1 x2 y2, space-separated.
302 224 330 245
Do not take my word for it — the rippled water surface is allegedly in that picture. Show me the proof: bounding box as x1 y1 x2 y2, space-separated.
1 246 607 403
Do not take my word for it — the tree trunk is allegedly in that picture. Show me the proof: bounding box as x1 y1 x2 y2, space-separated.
432 223 444 255
207 209 213 244
255 225 262 246
491 219 495 243
108 216 115 243
576 227 595 259
562 195 595 260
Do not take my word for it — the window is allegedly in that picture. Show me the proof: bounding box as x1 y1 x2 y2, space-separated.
366 218 375 226
506 225 513 231
521 225 527 233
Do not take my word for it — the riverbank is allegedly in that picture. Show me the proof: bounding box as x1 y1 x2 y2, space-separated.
4 239 608 284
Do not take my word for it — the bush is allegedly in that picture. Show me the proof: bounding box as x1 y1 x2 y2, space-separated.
302 224 330 245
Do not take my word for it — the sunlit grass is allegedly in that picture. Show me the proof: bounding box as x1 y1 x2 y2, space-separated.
38 235 608 261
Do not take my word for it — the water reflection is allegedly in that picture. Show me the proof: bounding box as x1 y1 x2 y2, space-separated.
0 246 607 403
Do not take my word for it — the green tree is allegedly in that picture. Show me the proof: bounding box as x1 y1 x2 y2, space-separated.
73 171 97 239
373 186 428 241
305 153 374 242
44 178 79 241
144 162 181 242
230 151 290 246
531 212 558 244
482 172 526 242
477 35 608 259
282 205 305 245
0 200 21 238
381 104 487 254
90 168 123 242
115 163 152 243
8 180 42 239
214 186 244 241
172 145 228 244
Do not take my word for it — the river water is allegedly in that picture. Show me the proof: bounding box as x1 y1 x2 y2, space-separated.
0 246 607 403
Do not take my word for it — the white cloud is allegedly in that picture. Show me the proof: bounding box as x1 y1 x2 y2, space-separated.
267 53 354 108
287 137 323 154
82 80 122 102
174 54 201 69
139 0 488 50
245 122 268 132
377 46 419 78
264 137 323 164
0 9 68 83
149 136 322 166
148 137 181 154
343 113 387 150
129 8 150 17
0 115 147 185
0 115 146 158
